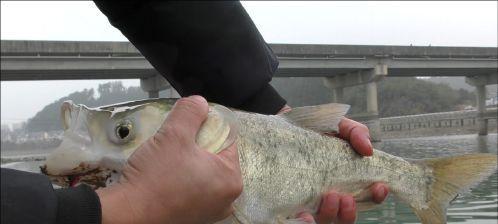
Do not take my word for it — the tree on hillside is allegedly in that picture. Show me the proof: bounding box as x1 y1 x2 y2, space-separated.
25 89 97 132
95 81 148 106
343 77 475 117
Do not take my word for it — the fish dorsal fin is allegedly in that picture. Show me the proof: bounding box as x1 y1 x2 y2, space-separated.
281 103 350 133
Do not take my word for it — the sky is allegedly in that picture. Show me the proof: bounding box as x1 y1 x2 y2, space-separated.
1 1 497 125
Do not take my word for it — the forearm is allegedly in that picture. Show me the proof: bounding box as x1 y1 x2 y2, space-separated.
93 1 286 114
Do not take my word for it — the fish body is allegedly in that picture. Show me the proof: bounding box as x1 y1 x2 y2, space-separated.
235 111 425 222
42 98 497 224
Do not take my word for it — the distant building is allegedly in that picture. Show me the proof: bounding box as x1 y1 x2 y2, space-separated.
11 122 26 131
1 124 10 132
486 96 498 107
1 124 12 141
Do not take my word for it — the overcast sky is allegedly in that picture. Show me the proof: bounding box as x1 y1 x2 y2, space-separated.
1 1 497 124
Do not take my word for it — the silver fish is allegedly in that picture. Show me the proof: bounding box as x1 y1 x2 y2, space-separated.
42 98 497 224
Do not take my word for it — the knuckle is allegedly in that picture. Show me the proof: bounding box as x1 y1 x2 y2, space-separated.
158 123 175 135
225 178 243 199
358 123 369 131
159 124 180 140
156 125 191 149
232 180 244 198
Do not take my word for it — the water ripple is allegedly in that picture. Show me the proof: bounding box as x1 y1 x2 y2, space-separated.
358 134 498 224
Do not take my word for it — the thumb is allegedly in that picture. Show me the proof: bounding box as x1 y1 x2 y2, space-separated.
161 95 209 141
217 142 240 168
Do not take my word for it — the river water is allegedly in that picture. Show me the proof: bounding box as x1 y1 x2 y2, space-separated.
357 134 498 224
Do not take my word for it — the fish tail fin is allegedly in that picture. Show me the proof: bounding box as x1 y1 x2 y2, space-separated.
412 153 497 224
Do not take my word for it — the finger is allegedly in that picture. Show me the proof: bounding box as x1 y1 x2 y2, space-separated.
277 105 292 115
316 191 340 224
217 143 240 167
162 95 209 140
351 183 388 205
216 143 242 199
370 183 389 204
338 118 373 156
295 212 315 224
337 195 356 224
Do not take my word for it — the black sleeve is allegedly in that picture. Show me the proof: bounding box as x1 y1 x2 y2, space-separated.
93 1 286 114
1 168 101 224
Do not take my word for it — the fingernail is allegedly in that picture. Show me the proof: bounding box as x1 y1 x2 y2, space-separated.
189 95 206 103
327 193 340 209
295 211 314 223
377 185 385 199
295 210 305 217
383 185 389 198
341 197 355 212
366 136 374 152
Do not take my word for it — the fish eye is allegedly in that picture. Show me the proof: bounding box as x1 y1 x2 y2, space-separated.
111 120 134 144
116 125 130 139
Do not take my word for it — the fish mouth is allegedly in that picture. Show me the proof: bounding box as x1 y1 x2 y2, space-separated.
40 164 116 189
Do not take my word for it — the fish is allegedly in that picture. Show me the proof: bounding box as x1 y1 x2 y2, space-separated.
41 98 497 224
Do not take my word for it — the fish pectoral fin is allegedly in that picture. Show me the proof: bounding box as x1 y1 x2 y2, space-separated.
229 206 252 224
281 103 350 133
213 214 246 224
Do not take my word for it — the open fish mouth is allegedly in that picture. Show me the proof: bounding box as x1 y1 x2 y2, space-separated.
40 164 117 189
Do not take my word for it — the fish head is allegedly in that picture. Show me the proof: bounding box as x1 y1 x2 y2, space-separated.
41 98 238 189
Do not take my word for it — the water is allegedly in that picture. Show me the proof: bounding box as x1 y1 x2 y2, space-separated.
357 134 498 224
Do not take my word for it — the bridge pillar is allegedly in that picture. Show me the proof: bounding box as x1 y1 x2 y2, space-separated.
332 87 344 103
465 74 497 135
365 81 381 142
323 64 387 142
140 74 171 99
476 84 488 135
366 82 378 114
147 90 159 98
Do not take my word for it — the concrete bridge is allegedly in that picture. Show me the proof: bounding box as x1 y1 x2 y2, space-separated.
1 40 497 140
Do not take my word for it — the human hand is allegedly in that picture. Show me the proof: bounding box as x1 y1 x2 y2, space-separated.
97 95 242 224
278 106 389 224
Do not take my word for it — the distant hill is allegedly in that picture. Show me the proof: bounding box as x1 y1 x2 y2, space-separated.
425 76 497 98
24 82 174 133
425 77 474 91
272 77 475 117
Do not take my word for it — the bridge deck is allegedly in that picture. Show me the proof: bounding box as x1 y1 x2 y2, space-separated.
2 40 497 57
1 40 497 81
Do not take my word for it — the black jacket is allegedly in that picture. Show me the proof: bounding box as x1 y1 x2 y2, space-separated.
94 1 286 114
1 169 100 224
1 2 285 224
